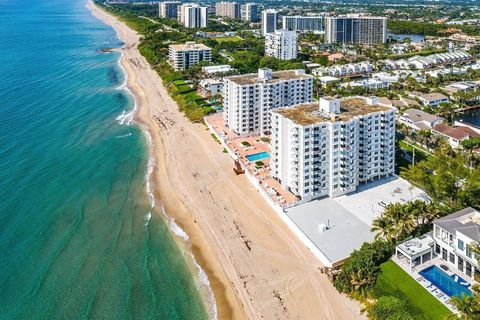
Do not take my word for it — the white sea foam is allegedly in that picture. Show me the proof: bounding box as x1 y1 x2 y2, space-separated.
115 52 136 126
113 41 218 318
159 205 218 319
193 258 218 320
169 218 190 241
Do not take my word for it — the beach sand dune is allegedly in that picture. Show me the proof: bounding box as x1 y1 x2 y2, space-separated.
88 2 365 319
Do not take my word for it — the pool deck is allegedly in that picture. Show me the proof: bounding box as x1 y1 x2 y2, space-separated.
393 255 477 312
205 113 297 206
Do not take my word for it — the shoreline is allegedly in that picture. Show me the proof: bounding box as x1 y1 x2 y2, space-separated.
87 2 239 319
87 1 365 319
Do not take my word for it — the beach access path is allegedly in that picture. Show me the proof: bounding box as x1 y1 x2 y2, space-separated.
88 2 364 319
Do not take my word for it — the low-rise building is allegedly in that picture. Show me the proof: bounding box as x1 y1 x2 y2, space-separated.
444 81 480 101
398 109 444 131
313 61 374 77
202 64 233 75
340 78 389 90
433 123 480 148
317 76 340 88
168 42 212 71
433 207 480 279
271 96 396 200
199 78 223 97
419 93 449 107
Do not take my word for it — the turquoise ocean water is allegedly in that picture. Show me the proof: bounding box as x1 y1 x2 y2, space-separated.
0 0 210 319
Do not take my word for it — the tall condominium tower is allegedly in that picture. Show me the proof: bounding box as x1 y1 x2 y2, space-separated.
215 2 241 20
178 3 208 28
159 1 181 19
265 29 298 60
223 68 314 135
240 3 259 22
282 15 325 33
325 15 387 44
261 9 278 35
271 96 396 200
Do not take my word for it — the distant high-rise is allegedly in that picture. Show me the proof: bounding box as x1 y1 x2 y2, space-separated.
159 1 181 19
325 15 387 45
178 3 208 28
282 15 325 33
261 9 278 35
215 2 241 20
265 29 297 60
240 3 259 22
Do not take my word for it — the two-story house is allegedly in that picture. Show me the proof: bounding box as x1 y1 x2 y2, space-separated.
433 207 480 279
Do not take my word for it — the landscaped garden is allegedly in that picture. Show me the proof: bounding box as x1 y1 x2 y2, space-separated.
374 260 452 320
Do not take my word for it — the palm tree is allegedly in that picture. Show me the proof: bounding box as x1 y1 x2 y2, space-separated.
448 294 477 320
371 215 395 242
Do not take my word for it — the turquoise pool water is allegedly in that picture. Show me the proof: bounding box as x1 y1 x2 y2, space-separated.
246 151 270 162
419 265 472 298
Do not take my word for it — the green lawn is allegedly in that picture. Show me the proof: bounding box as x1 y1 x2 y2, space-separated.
214 36 243 43
398 140 432 162
374 260 452 320
172 79 188 86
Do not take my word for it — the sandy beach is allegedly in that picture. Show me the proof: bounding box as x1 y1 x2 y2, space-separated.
88 2 365 319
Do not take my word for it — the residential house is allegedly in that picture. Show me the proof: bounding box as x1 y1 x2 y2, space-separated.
398 109 444 131
419 93 449 107
432 123 480 148
433 207 480 280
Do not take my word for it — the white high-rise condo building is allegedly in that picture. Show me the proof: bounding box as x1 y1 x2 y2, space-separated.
265 29 298 60
325 15 387 44
215 2 241 20
240 3 259 22
168 42 212 70
261 9 278 35
159 1 181 19
282 15 325 33
223 68 314 135
178 3 208 28
271 96 396 200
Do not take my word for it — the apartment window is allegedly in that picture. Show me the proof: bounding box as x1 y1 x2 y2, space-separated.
458 239 465 251
449 253 455 264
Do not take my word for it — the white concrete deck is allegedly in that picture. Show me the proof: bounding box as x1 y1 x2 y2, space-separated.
335 175 430 226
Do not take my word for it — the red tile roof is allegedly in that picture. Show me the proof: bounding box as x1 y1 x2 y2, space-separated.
433 123 480 140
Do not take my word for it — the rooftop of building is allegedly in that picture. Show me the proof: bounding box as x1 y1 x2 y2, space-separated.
419 92 449 102
273 97 393 126
169 42 211 51
434 207 480 242
225 69 312 85
433 123 480 140
402 108 444 123
286 176 429 267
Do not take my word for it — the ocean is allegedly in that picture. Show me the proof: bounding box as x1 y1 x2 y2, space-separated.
0 0 210 319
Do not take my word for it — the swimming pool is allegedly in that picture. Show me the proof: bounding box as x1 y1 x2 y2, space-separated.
419 265 472 298
246 151 270 162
